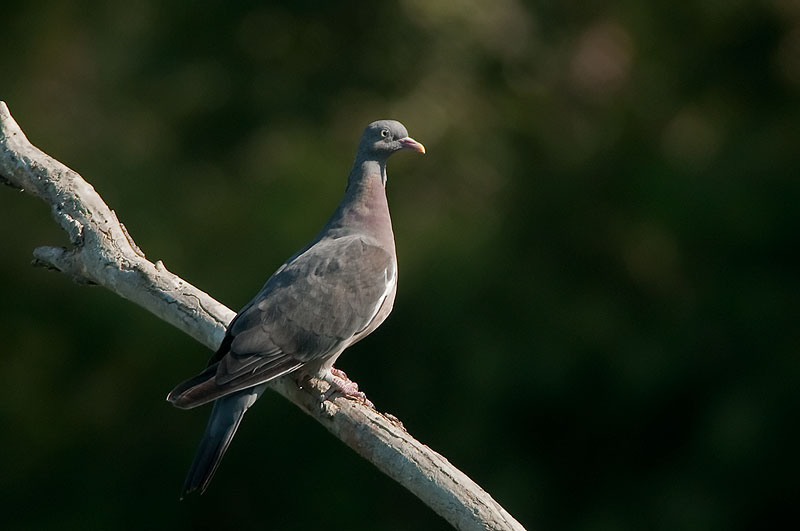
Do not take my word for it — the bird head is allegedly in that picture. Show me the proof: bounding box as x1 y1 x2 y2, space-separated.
358 120 425 160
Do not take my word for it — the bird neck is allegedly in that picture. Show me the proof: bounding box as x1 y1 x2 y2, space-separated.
347 158 387 188
324 158 394 244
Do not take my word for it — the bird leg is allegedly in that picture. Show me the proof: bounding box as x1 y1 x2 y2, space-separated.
322 367 374 408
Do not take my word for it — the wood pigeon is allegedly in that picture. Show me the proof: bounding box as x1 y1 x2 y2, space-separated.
167 120 425 497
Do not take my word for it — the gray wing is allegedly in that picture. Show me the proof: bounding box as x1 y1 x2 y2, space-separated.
168 235 395 408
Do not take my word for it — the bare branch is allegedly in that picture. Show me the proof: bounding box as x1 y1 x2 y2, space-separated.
0 101 525 531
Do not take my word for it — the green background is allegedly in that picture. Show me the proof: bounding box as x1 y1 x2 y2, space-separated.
1 1 798 530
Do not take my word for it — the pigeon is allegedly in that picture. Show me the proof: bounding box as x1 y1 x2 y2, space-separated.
167 119 425 498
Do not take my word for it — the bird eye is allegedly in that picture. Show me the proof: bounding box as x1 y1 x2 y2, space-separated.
380 129 390 138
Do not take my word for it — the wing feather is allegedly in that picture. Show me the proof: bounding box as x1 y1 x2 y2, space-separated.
168 235 395 408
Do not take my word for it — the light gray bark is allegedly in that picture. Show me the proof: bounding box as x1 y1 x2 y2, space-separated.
0 101 525 531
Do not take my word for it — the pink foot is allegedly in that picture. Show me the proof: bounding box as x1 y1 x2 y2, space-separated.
330 367 349 381
323 367 374 408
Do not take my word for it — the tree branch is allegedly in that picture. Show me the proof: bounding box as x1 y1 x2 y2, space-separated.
0 101 525 531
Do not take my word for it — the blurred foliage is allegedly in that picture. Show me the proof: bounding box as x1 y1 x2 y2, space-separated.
1 1 799 530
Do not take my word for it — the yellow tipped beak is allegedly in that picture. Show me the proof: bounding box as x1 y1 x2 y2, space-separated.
399 137 426 154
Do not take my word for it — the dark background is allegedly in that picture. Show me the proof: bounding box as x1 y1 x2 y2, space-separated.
1 1 798 530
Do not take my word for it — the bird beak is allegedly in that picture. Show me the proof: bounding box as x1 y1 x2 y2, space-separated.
399 137 426 154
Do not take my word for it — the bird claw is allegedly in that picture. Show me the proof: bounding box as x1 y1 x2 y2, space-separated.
322 368 374 408
330 367 349 381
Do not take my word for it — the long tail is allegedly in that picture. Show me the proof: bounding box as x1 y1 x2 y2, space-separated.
180 384 267 498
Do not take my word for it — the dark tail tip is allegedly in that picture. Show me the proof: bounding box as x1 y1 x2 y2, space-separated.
180 433 227 498
178 393 250 498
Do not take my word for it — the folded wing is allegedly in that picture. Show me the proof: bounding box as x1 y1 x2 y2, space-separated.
168 235 395 408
